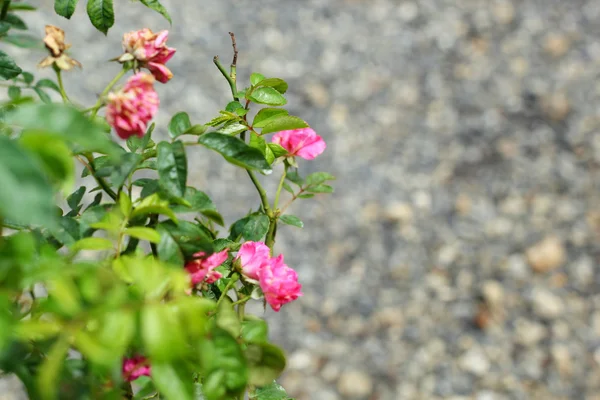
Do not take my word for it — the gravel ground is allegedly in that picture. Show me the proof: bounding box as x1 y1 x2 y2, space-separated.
3 0 600 399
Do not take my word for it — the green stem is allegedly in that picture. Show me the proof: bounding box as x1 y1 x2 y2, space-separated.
273 166 287 210
246 170 271 216
215 274 238 308
53 66 70 103
231 296 251 307
82 153 117 200
90 67 129 118
0 1 11 20
213 56 238 101
237 302 245 321
265 218 277 250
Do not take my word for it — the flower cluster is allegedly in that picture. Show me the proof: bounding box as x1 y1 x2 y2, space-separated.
122 355 151 382
185 249 229 286
105 72 159 139
119 29 176 83
236 242 302 312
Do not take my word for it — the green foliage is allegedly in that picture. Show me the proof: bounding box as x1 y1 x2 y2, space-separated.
0 4 336 399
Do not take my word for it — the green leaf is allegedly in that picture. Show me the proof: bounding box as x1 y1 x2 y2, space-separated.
157 220 213 256
0 50 22 80
216 122 248 135
225 101 244 113
0 136 57 228
71 237 113 251
198 132 271 172
255 78 288 94
305 184 333 193
9 3 37 11
8 85 21 100
297 193 314 199
0 22 10 35
132 193 178 223
20 132 74 193
33 87 51 104
36 79 61 93
248 87 287 106
119 191 132 217
260 116 309 135
241 318 268 344
252 108 288 128
250 73 266 86
281 182 294 194
124 227 161 243
268 143 288 159
172 187 224 226
139 0 172 24
199 327 248 397
110 153 141 188
2 34 42 48
216 299 241 338
86 0 114 35
21 72 34 84
285 170 303 186
168 112 192 138
158 141 187 198
249 132 275 165
242 214 269 241
249 381 292 400
156 224 184 266
4 14 27 30
246 343 287 387
67 186 86 210
37 336 69 400
54 0 79 18
142 304 187 361
8 103 121 156
304 172 336 186
279 215 303 228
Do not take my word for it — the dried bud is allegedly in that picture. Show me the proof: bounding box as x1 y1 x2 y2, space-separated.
38 25 81 71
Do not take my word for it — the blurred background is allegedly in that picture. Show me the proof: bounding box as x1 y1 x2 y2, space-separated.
5 0 600 399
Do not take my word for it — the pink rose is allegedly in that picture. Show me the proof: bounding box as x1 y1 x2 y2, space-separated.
122 355 151 382
235 241 271 281
271 128 326 160
185 249 228 286
258 254 302 312
106 72 159 140
121 29 176 83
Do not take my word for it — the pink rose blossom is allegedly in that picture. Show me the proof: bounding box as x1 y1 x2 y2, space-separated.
185 249 229 286
106 72 159 140
122 355 151 382
121 29 176 83
258 254 302 312
235 241 271 281
271 128 326 160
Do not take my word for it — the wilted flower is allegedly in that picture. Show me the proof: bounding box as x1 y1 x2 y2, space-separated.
271 128 326 160
258 254 302 312
235 241 271 281
119 29 176 83
122 356 151 382
38 25 81 70
105 72 159 139
185 249 229 286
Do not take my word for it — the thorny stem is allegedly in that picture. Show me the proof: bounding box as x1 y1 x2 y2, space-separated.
90 67 129 118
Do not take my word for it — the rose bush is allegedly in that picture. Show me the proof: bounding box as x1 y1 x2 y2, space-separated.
0 1 334 399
